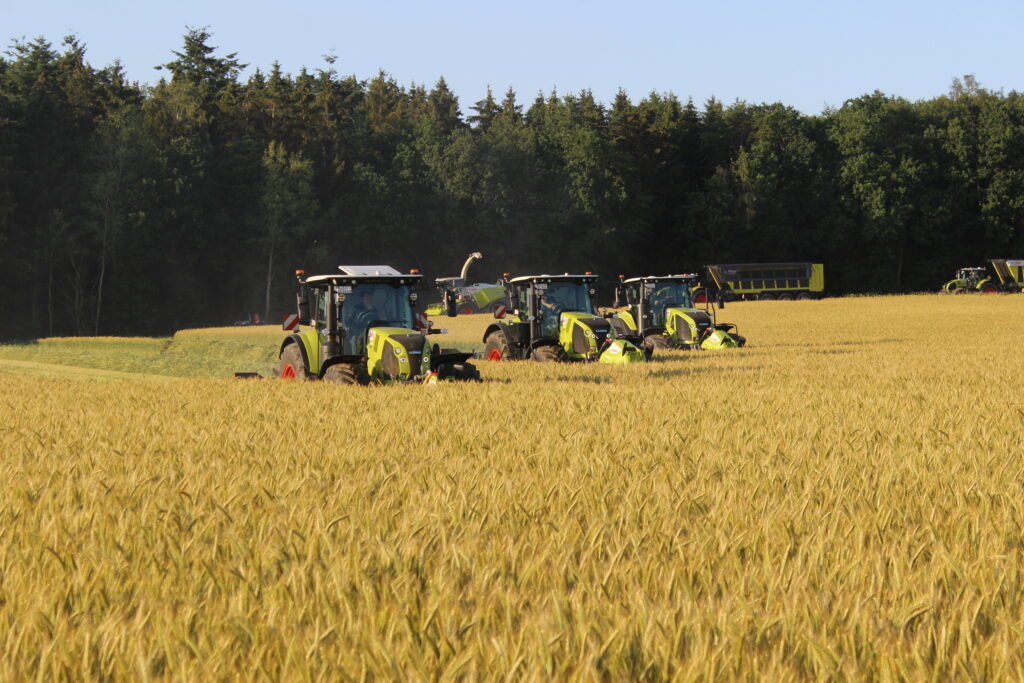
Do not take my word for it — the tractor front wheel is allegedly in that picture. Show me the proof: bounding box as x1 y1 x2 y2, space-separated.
484 330 511 361
323 362 370 385
531 344 567 363
280 344 307 380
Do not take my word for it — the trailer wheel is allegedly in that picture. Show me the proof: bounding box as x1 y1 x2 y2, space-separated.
796 292 813 300
323 362 370 385
777 292 794 300
280 343 307 379
531 344 567 363
484 330 511 361
758 292 776 301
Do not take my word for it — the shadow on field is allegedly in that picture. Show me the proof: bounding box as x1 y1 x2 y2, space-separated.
769 338 906 349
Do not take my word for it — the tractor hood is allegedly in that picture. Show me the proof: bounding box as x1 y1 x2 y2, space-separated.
366 327 430 380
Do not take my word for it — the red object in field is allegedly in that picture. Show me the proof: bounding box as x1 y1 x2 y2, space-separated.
493 304 507 318
282 313 299 330
414 312 429 329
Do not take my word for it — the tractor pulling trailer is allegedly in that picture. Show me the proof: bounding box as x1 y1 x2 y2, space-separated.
941 260 1024 294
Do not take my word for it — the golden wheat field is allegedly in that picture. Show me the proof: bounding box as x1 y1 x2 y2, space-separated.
2 294 1024 679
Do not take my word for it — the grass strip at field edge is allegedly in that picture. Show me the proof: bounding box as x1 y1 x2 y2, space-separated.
0 358 182 382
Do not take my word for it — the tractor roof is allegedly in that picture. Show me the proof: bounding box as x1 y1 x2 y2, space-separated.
338 265 403 276
508 274 598 284
304 265 422 287
622 275 698 284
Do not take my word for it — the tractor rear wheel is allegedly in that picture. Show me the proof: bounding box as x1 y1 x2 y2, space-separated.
280 343 307 379
692 288 708 304
980 283 998 293
531 344 567 363
484 330 511 361
323 362 370 385
644 334 670 351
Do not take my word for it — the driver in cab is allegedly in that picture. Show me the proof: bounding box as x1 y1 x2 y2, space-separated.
347 289 381 351
539 290 562 337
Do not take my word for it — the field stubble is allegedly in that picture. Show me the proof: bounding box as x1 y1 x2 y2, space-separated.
1 295 1023 679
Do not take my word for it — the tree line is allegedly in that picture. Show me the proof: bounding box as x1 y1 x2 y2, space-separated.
1 29 1022 339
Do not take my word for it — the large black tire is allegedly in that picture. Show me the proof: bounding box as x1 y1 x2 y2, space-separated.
484 330 511 361
322 362 370 385
280 343 308 379
531 344 567 363
758 292 776 301
776 292 794 300
644 334 670 351
796 292 813 300
438 362 483 382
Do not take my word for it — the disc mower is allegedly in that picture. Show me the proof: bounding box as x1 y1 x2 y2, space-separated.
280 265 480 384
482 273 647 363
608 275 746 350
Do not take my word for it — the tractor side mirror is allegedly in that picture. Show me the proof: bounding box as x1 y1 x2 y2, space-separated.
296 288 311 324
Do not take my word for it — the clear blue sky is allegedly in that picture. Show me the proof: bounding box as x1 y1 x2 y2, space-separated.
5 0 1022 115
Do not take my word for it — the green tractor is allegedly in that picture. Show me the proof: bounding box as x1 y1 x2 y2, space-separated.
608 275 746 350
482 273 647 363
280 265 480 384
942 261 1024 293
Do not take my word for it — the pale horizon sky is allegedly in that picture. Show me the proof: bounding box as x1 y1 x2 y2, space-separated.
5 0 1022 115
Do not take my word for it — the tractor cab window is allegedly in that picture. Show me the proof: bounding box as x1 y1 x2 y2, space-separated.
625 284 642 306
542 281 594 314
340 283 414 353
537 281 593 337
647 282 693 326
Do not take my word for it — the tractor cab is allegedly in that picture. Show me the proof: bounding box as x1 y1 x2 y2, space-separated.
610 275 746 351
958 267 988 288
482 273 647 363
279 265 479 384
